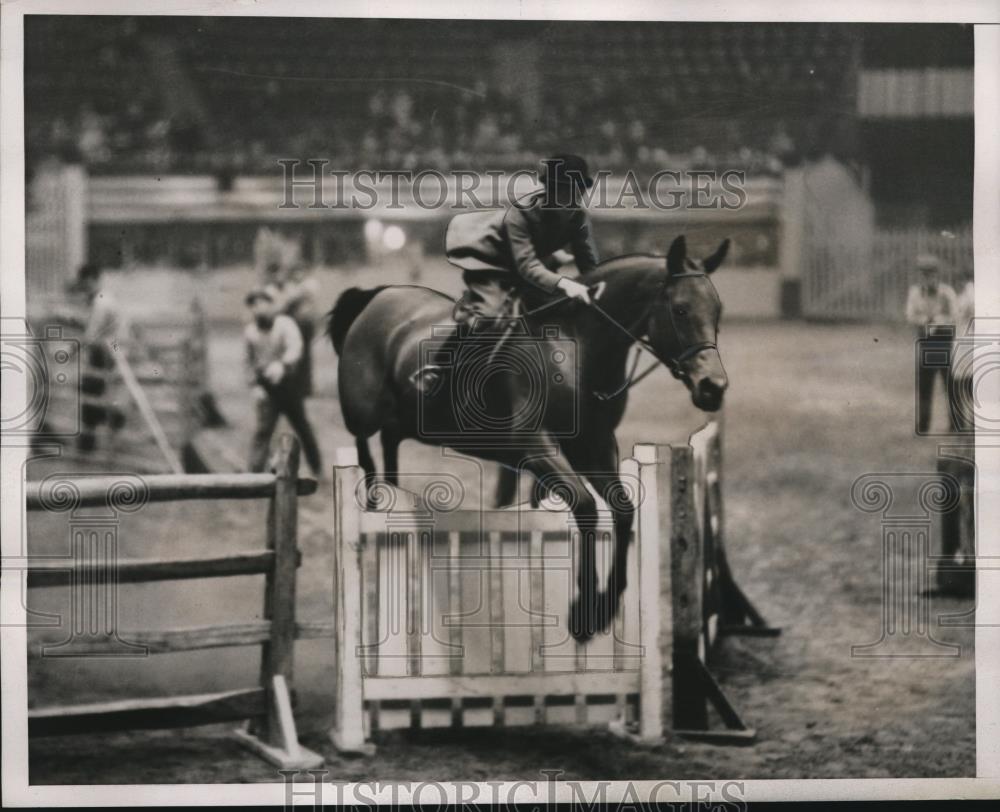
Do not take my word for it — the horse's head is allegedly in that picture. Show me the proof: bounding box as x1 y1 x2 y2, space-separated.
647 235 729 412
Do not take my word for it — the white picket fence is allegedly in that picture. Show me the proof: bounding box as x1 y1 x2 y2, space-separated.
803 225 972 321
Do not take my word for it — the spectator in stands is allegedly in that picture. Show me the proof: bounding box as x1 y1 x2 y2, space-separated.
906 254 957 433
72 263 128 451
77 105 110 165
244 287 322 477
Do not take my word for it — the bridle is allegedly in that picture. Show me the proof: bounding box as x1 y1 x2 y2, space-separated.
588 271 719 401
515 269 719 401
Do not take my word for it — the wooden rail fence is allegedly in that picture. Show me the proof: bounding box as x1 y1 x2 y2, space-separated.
24 434 327 769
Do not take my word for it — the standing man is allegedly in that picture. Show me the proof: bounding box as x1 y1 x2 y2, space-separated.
263 259 320 398
905 254 957 433
74 263 128 451
244 287 323 477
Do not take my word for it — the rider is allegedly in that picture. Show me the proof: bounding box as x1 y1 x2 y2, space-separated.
415 154 599 391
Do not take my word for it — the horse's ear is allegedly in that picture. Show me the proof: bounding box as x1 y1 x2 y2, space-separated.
666 235 687 276
704 238 731 274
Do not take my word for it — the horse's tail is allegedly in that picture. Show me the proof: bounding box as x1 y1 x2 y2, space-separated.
326 286 388 354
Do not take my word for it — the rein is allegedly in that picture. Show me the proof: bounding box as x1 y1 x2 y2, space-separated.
516 271 718 402
588 272 718 401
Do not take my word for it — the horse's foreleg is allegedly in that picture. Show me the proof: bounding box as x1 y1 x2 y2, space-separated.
381 426 401 487
495 466 545 508
356 436 378 510
583 457 635 625
522 445 601 642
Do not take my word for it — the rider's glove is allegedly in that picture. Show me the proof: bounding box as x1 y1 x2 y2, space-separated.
556 277 592 305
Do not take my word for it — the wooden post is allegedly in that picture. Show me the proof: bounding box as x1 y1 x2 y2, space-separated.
669 428 757 744
634 443 664 744
329 459 375 754
262 435 299 722
669 445 708 733
233 433 323 768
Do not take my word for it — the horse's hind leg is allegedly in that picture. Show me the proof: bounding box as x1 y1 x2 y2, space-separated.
356 436 378 510
381 425 401 487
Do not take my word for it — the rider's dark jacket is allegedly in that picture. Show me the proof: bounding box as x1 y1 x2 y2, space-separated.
445 189 600 292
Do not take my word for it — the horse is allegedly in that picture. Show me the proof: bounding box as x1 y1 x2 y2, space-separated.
327 234 730 641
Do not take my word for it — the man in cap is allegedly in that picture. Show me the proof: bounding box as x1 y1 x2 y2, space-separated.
905 254 957 433
244 286 322 476
414 154 600 392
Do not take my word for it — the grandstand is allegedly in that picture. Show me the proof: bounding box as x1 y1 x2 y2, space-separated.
25 18 864 178
23 17 973 320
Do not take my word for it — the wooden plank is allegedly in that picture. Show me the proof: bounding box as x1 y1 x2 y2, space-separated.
529 530 544 673
295 619 335 639
406 529 422 677
363 530 381 677
29 687 266 737
329 463 373 754
670 444 709 733
488 531 504 674
616 456 641 674
26 551 276 588
362 671 638 701
360 507 579 535
25 473 317 510
448 531 463 676
635 443 665 743
232 675 324 769
110 344 184 474
29 621 272 655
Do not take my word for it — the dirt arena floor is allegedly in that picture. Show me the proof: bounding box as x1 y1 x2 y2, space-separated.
26 265 975 783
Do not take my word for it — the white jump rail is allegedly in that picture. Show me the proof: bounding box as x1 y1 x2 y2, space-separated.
330 418 777 753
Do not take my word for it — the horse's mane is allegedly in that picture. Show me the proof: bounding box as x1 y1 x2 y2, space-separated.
582 253 666 282
386 283 457 303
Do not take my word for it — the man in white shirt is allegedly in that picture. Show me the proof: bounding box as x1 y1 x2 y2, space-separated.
244 287 322 476
75 263 128 451
905 254 957 433
263 260 319 398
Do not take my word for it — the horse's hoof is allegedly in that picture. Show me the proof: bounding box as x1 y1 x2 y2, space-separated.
569 594 618 643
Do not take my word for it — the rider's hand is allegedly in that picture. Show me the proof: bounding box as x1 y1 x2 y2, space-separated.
556 277 592 305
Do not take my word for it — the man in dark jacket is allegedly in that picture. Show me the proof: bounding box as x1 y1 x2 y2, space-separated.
414 155 599 392
446 154 599 320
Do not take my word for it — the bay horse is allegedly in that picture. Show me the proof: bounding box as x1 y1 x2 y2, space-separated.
327 234 729 641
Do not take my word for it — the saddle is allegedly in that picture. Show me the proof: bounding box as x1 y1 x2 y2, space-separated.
409 306 524 399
